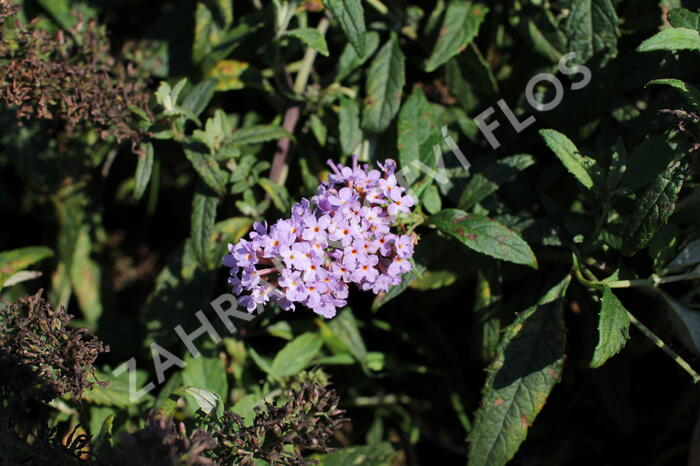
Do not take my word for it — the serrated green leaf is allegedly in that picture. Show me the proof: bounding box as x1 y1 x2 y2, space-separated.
271 332 323 378
258 177 290 212
431 209 538 268
540 129 595 189
0 246 53 289
309 114 327 146
183 142 228 196
590 288 631 368
397 85 441 186
425 2 488 72
325 0 366 56
564 0 619 63
190 186 219 269
134 142 154 200
648 78 700 112
285 28 329 56
468 276 570 466
621 161 687 256
638 27 700 52
459 154 535 210
362 34 405 133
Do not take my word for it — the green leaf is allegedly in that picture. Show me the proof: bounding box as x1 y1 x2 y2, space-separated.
37 0 76 31
337 31 380 81
0 246 53 289
338 97 363 156
540 129 595 190
182 79 217 119
563 0 620 63
190 186 219 269
134 142 154 200
230 125 292 146
459 154 535 210
473 263 503 364
185 387 223 417
669 8 700 31
182 352 228 406
285 28 329 56
431 209 537 268
590 288 631 368
425 2 488 72
84 368 153 407
309 114 327 146
70 226 103 326
638 27 700 52
362 34 405 133
328 309 367 364
622 136 676 191
621 161 687 256
258 177 291 212
183 142 228 196
468 276 570 466
421 184 442 215
317 443 396 466
397 86 441 186
270 332 324 378
325 0 366 56
648 78 700 112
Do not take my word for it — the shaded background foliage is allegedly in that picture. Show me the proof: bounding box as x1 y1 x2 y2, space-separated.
2 0 700 465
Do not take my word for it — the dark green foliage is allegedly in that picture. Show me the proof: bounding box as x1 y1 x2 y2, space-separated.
2 1 700 465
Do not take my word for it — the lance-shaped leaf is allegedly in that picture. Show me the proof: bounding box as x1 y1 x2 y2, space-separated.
190 185 219 269
362 34 405 133
590 287 631 368
0 246 53 289
425 2 488 72
271 332 324 378
134 142 154 200
183 142 228 196
540 129 594 189
325 0 366 56
468 275 570 466
638 27 700 52
397 85 441 186
339 97 363 156
621 161 687 256
431 209 538 268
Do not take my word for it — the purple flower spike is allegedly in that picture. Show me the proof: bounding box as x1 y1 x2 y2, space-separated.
222 158 418 318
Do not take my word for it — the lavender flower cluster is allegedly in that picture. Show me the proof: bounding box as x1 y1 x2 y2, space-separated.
222 157 417 318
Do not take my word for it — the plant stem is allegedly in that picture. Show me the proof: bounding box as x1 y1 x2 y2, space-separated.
606 271 700 289
269 17 329 186
626 309 700 384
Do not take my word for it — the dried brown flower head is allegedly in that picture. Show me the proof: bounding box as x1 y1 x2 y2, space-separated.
0 6 152 153
209 383 348 466
106 411 216 466
0 290 109 402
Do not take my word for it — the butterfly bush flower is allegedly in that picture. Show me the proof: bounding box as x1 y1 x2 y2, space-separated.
222 157 417 318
